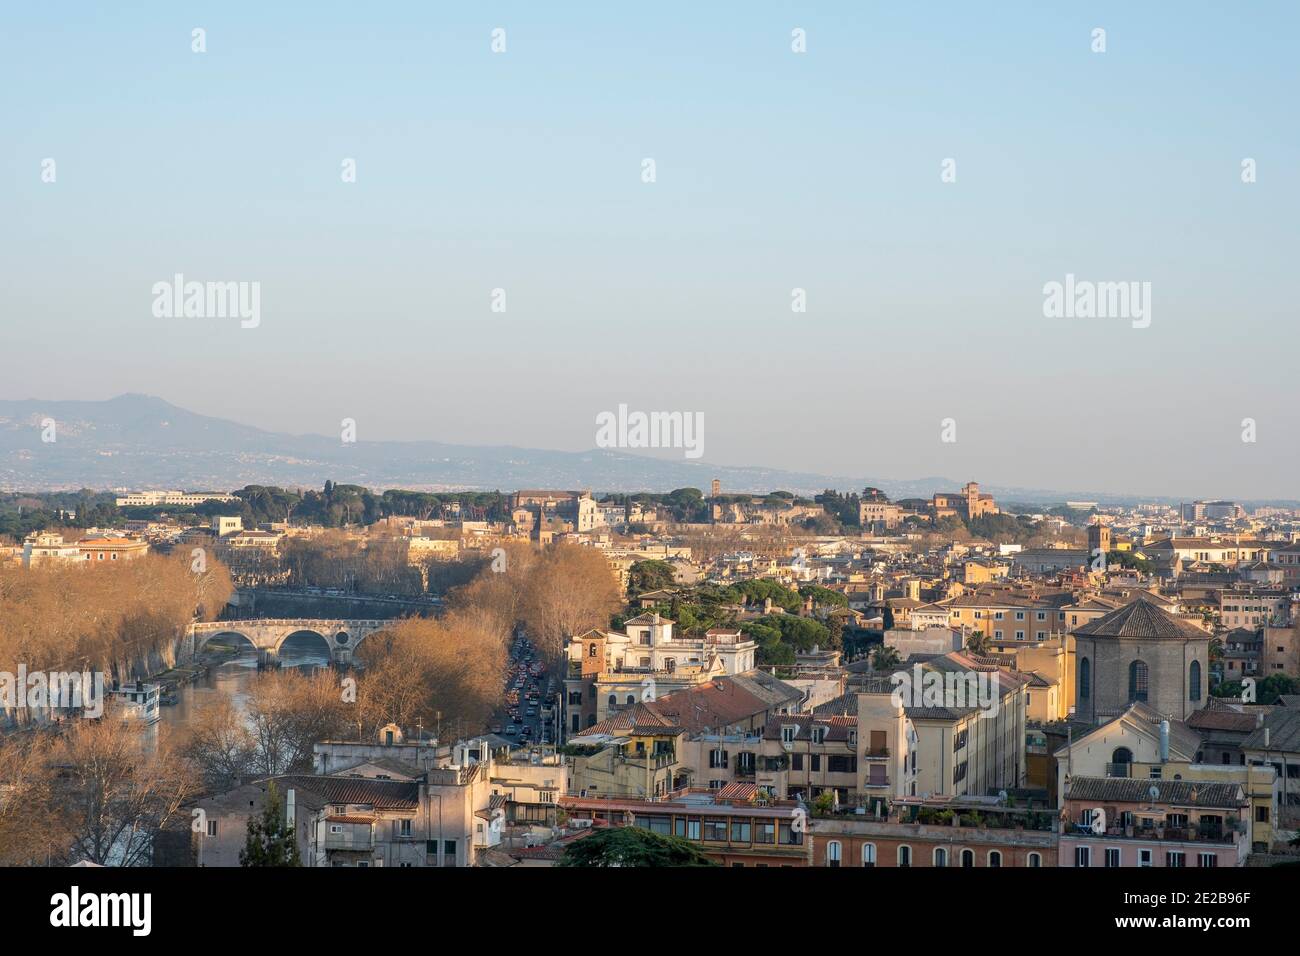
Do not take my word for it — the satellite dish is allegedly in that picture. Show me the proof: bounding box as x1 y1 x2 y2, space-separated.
997 790 1008 805
1148 784 1160 802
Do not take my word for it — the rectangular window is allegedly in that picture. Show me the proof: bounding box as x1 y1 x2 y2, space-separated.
730 821 751 843
1105 848 1120 868
703 820 728 842
1075 846 1090 868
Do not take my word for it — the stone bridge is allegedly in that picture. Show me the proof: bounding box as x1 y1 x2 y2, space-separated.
186 619 392 666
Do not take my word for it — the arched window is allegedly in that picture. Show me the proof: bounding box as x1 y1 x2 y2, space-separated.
826 841 841 868
862 843 877 868
897 845 912 867
961 848 974 868
626 694 636 706
1128 660 1149 702
1111 746 1133 777
934 848 947 867
608 694 617 708
588 643 598 657
1078 657 1091 700
1028 852 1042 868
988 851 1002 868
1189 660 1202 701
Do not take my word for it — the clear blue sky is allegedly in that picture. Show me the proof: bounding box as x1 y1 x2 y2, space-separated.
2 2 1296 498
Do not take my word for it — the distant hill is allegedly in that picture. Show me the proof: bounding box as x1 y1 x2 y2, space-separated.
0 394 1242 505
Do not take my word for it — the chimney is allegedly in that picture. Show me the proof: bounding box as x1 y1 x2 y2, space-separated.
1159 720 1170 762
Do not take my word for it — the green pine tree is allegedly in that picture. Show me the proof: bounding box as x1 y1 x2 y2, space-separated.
239 781 301 867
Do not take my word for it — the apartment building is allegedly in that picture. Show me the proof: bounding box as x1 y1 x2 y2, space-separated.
1060 776 1250 868
77 536 150 563
1242 707 1300 831
116 490 238 507
511 490 600 534
945 587 1076 642
898 654 1030 799
809 796 1058 868
1143 537 1271 567
559 787 811 866
930 481 998 521
858 498 903 531
760 687 915 808
1261 621 1300 677
21 532 149 567
562 615 759 732
1218 587 1291 629
563 702 688 799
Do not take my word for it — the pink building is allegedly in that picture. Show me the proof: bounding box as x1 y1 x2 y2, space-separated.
1059 776 1249 868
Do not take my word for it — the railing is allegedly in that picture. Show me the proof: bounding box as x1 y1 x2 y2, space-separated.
621 751 677 769
1105 762 1131 778
1072 825 1233 844
323 831 374 851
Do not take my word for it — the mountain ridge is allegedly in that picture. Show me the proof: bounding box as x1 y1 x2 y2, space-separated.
0 395 1284 506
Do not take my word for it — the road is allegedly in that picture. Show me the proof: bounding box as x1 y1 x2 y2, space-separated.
491 632 559 748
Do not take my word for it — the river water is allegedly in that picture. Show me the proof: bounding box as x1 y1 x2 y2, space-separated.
154 634 332 738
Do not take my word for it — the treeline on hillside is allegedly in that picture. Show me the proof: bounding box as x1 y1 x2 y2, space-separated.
136 483 514 529
0 491 120 538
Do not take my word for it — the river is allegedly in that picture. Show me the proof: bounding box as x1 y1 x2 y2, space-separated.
154 634 332 739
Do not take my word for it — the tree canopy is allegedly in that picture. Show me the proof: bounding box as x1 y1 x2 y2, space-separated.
557 826 717 867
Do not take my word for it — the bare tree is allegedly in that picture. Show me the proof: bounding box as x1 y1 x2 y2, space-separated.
519 544 622 660
246 669 350 776
0 731 67 865
179 696 257 792
53 715 200 867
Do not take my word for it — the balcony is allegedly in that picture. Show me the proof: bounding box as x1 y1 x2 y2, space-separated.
323 828 374 851
1068 821 1240 844
621 751 677 769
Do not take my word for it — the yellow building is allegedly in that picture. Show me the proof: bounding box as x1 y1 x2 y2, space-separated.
563 703 689 799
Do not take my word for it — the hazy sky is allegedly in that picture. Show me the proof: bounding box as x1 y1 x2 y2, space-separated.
2 2 1297 499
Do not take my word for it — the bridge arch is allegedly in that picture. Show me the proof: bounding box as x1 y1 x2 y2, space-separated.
187 619 392 665
275 629 332 661
194 628 258 656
